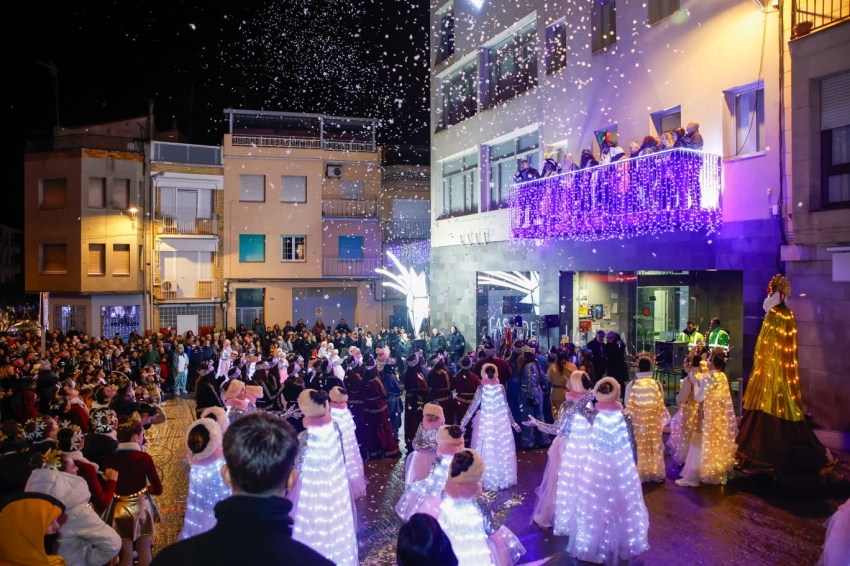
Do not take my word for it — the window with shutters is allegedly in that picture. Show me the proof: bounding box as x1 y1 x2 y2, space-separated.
545 20 567 75
648 0 678 25
724 81 765 158
40 178 68 210
88 178 106 208
339 181 364 200
281 176 307 203
41 244 67 274
591 0 617 54
239 175 266 202
281 235 306 262
112 244 131 276
821 72 850 206
239 234 265 262
338 236 363 260
113 179 130 209
88 244 105 275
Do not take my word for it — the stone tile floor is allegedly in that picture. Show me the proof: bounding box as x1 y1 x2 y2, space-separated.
148 396 850 565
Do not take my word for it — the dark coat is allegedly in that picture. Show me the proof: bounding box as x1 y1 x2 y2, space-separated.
150 496 333 566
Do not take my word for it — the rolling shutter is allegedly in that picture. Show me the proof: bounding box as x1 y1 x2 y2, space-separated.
88 244 105 275
41 178 67 209
281 176 307 202
338 236 363 260
239 175 265 202
822 73 850 130
239 234 265 262
113 244 131 275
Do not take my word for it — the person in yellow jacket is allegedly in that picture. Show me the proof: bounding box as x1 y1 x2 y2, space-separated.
0 492 67 566
706 318 730 353
677 321 704 346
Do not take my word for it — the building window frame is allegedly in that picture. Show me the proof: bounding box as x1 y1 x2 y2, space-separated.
40 178 68 210
435 57 478 132
88 177 106 209
648 0 679 26
280 175 307 203
591 0 617 54
239 234 266 263
239 174 266 202
112 178 131 209
820 72 850 207
338 235 364 260
723 80 765 159
487 131 540 210
88 244 105 276
650 106 681 136
281 235 306 262
545 19 567 76
112 244 131 276
440 151 479 219
435 2 455 65
40 243 68 275
484 18 538 109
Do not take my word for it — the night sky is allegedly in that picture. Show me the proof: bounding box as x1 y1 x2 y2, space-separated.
7 0 430 229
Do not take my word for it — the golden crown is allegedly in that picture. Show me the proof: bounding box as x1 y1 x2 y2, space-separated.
768 274 791 296
42 448 63 471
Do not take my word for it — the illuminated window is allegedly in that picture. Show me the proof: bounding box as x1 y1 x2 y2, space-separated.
281 235 306 262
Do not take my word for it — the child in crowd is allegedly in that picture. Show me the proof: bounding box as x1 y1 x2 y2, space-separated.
179 418 230 539
459 364 521 491
624 356 669 483
667 352 705 466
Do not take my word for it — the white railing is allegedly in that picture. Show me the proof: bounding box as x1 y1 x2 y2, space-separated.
153 142 221 165
322 257 381 277
155 278 218 300
322 198 379 219
231 134 375 153
156 208 217 235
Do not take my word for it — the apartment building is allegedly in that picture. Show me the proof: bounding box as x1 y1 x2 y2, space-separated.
781 3 850 430
150 140 225 337
221 110 383 332
0 224 22 285
24 117 149 338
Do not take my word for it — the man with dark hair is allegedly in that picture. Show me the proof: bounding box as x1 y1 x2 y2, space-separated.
150 413 332 566
586 330 607 381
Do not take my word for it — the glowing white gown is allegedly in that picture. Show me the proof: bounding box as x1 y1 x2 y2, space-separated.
289 419 358 566
461 383 518 491
531 393 594 534
438 493 526 566
179 456 231 540
395 454 452 521
330 406 368 499
567 409 650 565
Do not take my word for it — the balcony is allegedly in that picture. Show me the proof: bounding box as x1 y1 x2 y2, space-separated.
792 0 850 36
155 209 218 236
509 149 722 242
382 220 431 241
322 257 381 277
322 198 379 219
154 278 219 301
27 134 144 153
152 141 221 166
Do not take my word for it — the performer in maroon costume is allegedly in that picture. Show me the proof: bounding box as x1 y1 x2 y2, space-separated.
362 355 401 459
471 341 512 385
343 358 367 459
402 353 430 452
427 354 454 427
451 355 481 445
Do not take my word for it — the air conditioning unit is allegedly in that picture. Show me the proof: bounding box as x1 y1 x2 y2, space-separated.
326 165 343 178
161 281 174 291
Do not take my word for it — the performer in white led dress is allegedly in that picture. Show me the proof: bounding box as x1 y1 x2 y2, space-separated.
179 418 230 540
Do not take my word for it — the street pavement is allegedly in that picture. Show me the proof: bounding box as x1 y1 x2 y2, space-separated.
148 395 849 566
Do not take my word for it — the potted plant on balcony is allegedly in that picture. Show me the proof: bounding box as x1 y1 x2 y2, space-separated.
793 20 813 38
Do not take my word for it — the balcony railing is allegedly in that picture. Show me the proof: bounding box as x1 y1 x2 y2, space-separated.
509 149 722 242
152 142 221 165
155 208 218 235
792 0 850 36
154 278 219 300
231 135 376 153
27 134 144 153
382 220 431 241
322 257 381 277
322 198 379 219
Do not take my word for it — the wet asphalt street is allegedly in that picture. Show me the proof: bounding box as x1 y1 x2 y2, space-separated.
148 396 849 566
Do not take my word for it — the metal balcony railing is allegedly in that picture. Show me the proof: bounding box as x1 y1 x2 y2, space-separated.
322 257 381 277
792 0 850 36
152 142 221 165
154 278 219 300
231 135 376 153
322 198 379 219
509 148 722 242
382 220 431 241
155 209 218 235
40 134 144 153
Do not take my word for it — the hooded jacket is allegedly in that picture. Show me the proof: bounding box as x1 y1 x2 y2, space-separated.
0 492 66 566
25 469 121 566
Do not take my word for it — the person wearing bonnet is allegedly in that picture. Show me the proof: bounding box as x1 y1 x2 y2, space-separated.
459 363 520 491
328 385 368 499
82 408 119 467
179 417 230 540
405 402 445 486
437 449 526 566
287 389 358 566
57 424 118 515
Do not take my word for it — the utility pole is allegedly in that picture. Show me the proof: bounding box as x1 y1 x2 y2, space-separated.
36 61 60 127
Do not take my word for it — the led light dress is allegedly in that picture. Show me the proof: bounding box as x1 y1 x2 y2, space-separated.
623 370 670 483
438 450 526 566
396 424 465 521
179 419 231 540
818 498 850 566
216 343 232 378
405 403 445 485
289 390 358 566
460 364 521 491
667 362 701 466
329 386 368 499
525 371 594 533
567 378 649 566
677 365 738 487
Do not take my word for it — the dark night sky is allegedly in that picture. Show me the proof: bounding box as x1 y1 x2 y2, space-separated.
6 0 430 230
